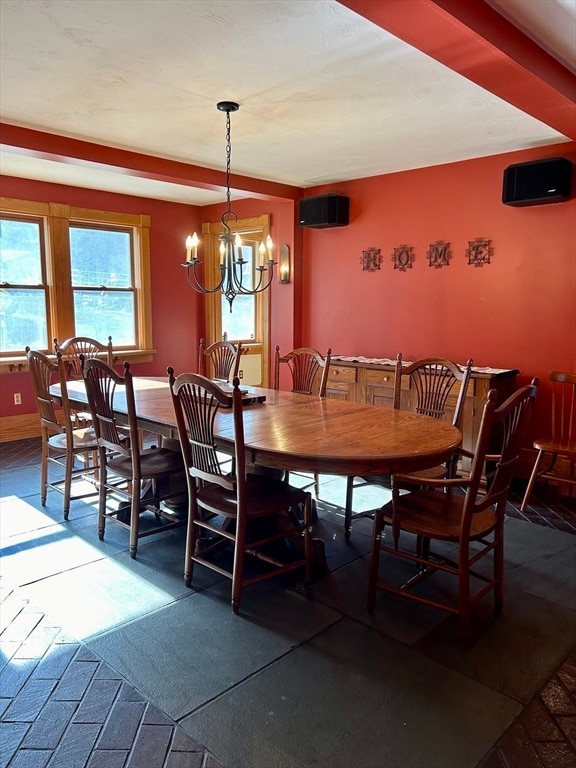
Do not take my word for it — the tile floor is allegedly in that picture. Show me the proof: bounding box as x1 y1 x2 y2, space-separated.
1 438 575 768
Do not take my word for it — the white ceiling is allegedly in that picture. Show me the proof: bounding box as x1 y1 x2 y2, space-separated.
0 0 574 206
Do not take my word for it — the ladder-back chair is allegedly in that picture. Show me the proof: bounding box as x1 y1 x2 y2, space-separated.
169 371 313 613
26 347 99 520
83 358 185 558
344 354 473 539
368 379 539 640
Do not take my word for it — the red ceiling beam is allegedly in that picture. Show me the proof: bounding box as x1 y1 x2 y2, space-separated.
339 0 576 140
0 123 302 202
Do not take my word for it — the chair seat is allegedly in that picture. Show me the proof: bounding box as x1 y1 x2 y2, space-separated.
197 474 306 519
533 437 576 458
382 490 497 542
48 427 98 451
108 447 182 480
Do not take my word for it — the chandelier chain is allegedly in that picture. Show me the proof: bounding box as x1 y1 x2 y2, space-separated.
182 101 277 311
225 109 232 217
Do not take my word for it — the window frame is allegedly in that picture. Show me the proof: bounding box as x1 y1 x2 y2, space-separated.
0 197 153 372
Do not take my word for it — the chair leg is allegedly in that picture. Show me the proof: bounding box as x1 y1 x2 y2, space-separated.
303 495 313 584
344 476 354 541
98 466 107 541
367 510 384 611
520 450 545 511
232 524 246 614
185 506 197 588
313 472 320 498
129 494 140 559
40 438 48 506
63 449 73 521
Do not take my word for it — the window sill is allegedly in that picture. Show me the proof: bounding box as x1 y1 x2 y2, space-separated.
1 349 156 374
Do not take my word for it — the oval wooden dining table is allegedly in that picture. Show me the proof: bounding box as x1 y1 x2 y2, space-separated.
61 378 462 478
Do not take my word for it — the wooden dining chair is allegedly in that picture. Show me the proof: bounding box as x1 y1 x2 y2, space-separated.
83 358 185 558
344 354 473 540
54 335 114 378
368 379 539 640
274 346 332 397
54 335 114 426
26 347 99 520
168 370 313 613
274 345 332 498
521 370 576 510
198 338 244 381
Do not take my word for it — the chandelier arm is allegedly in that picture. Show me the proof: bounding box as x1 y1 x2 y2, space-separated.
184 262 226 294
235 264 277 295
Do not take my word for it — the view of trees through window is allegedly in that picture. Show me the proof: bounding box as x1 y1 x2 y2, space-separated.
221 242 256 342
0 204 146 356
0 217 48 351
70 226 136 346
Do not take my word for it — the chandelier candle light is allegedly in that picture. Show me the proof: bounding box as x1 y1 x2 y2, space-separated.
183 101 276 311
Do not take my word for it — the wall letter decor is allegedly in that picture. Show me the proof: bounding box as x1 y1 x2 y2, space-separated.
427 241 451 269
392 244 414 272
466 238 493 267
360 247 382 271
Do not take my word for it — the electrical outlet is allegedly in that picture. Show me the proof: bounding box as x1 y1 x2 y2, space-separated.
14 393 21 405
238 369 243 379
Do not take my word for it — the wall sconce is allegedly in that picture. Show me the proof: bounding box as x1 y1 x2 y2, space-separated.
279 244 291 284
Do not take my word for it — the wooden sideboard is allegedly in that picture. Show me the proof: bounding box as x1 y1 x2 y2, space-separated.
326 356 519 454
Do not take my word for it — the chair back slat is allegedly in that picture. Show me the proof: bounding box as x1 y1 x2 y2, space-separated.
549 370 576 449
394 354 473 430
274 346 332 396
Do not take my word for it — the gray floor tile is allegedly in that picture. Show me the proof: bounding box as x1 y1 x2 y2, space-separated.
18 534 206 640
181 617 521 768
501 518 576 608
416 587 576 704
87 584 342 721
307 555 448 645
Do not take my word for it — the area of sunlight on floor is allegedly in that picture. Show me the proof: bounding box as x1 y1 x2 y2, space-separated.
0 486 178 641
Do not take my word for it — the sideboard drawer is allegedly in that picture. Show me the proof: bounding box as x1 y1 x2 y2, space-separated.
364 368 395 386
329 365 357 383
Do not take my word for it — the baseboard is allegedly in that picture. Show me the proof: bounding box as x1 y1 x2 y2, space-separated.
0 413 41 443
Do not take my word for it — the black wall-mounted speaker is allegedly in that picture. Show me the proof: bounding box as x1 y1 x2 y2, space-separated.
502 157 572 207
298 194 350 228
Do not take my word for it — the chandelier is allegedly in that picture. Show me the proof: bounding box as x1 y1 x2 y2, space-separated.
183 101 276 311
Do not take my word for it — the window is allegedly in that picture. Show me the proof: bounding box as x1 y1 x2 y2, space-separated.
0 198 152 366
221 240 257 343
203 214 271 387
70 225 136 346
0 216 48 351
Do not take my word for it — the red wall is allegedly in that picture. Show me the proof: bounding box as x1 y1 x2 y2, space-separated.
3 142 576 444
301 142 576 438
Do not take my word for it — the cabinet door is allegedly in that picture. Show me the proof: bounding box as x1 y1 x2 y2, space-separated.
363 368 395 407
326 365 357 401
